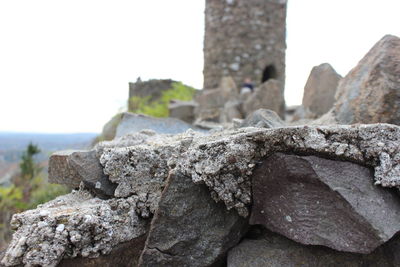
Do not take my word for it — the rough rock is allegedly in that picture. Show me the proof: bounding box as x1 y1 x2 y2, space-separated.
302 63 342 116
243 79 285 119
240 109 284 128
1 190 148 267
98 129 200 218
168 100 197 123
250 153 400 253
98 124 400 218
115 112 201 137
203 0 286 89
220 100 243 123
48 150 83 188
69 150 117 198
177 124 400 217
139 171 247 267
195 77 239 122
58 234 147 267
227 226 393 267
335 35 400 125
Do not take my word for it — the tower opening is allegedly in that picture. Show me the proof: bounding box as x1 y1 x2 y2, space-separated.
261 64 278 83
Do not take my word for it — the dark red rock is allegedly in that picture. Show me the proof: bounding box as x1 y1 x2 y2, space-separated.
250 153 400 254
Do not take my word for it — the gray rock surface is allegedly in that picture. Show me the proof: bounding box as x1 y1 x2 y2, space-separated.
1 190 148 267
220 100 243 123
240 109 285 128
195 76 239 123
69 150 117 198
250 153 400 253
243 79 285 119
177 124 400 217
169 100 197 123
302 63 342 116
139 171 247 267
58 234 147 267
48 150 83 188
99 123 400 218
115 112 201 137
227 227 393 267
335 35 400 125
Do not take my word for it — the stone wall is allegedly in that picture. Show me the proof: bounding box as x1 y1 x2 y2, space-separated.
128 79 176 111
203 0 287 90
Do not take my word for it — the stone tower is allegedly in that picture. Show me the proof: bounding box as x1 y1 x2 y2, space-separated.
203 0 287 90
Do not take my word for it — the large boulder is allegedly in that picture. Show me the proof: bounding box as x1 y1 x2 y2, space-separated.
139 171 248 266
243 79 285 119
302 63 342 117
250 153 400 253
115 112 201 137
227 227 393 267
335 35 400 125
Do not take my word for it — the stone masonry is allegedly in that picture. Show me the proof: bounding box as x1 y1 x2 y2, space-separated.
203 0 287 90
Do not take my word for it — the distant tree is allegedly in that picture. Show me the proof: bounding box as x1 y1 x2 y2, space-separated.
19 143 41 180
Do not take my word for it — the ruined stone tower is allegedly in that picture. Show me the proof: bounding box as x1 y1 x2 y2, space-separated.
203 0 287 89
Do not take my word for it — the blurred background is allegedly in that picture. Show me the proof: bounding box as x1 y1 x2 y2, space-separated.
0 0 400 247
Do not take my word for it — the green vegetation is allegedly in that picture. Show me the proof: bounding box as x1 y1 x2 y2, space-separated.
0 143 69 248
129 82 195 117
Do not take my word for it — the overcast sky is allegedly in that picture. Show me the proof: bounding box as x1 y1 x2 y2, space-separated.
0 0 399 133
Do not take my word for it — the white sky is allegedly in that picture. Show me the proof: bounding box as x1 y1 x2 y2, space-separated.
0 0 399 133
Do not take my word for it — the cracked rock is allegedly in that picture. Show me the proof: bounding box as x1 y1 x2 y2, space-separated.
335 35 400 125
250 153 400 253
138 171 248 267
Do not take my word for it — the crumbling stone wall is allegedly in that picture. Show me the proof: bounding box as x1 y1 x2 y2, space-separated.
203 0 287 90
128 79 176 111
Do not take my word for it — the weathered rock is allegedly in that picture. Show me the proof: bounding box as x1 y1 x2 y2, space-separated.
335 35 400 125
139 171 248 267
58 234 147 267
169 100 197 123
243 79 285 119
1 190 148 267
250 153 400 253
302 63 342 116
195 76 240 123
69 150 117 198
98 123 400 218
115 112 201 137
48 150 82 188
220 100 243 123
240 109 284 128
287 105 317 123
178 124 400 217
227 226 393 267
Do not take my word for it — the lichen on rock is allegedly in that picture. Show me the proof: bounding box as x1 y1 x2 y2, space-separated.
1 189 148 267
